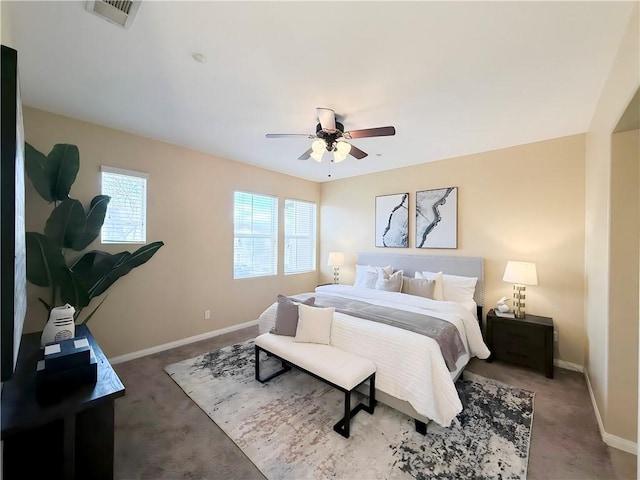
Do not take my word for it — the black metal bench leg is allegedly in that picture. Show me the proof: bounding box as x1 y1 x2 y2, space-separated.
254 345 260 381
333 390 352 438
254 345 291 383
365 373 376 414
344 391 351 437
333 373 376 439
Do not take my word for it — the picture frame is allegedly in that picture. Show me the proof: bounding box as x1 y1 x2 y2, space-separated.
375 193 409 248
415 187 457 249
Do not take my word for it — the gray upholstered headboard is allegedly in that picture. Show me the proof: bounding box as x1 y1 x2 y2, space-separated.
357 252 485 307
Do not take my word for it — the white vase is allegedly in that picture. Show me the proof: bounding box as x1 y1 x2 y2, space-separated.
41 304 75 348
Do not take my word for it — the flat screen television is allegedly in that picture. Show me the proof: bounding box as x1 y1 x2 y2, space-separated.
1 45 27 383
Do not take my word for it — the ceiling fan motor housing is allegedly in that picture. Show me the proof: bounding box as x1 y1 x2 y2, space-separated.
316 122 344 151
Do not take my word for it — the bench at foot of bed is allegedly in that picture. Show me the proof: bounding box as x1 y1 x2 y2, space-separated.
254 333 376 439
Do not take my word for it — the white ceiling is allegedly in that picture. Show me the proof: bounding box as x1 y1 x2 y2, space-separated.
4 1 635 182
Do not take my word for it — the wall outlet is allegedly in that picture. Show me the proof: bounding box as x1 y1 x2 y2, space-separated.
204 310 211 320
553 330 558 343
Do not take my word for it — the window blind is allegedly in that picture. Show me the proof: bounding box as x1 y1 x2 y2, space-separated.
284 199 316 274
234 191 278 279
101 166 148 244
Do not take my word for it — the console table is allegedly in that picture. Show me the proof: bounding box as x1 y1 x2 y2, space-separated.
1 324 125 479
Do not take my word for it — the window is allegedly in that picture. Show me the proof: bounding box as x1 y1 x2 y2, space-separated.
101 166 148 244
284 199 316 274
234 191 278 279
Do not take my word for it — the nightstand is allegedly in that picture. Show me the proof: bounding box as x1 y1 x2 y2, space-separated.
485 309 554 378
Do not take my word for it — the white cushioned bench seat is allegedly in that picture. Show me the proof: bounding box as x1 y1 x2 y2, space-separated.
254 332 377 438
255 333 376 390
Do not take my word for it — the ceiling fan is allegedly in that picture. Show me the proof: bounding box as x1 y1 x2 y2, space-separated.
265 107 396 163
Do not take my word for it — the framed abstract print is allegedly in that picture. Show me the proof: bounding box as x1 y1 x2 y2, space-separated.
375 193 409 248
415 187 457 248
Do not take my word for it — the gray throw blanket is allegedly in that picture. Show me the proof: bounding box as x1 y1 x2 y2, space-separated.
291 293 466 372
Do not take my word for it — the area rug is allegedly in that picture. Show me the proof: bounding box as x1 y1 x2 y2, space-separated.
165 340 534 480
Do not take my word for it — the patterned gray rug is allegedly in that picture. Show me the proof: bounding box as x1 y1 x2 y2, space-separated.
165 340 534 480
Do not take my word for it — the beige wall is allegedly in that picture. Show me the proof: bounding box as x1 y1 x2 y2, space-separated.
22 107 320 357
585 3 639 448
320 135 586 366
1 1 12 46
609 129 639 442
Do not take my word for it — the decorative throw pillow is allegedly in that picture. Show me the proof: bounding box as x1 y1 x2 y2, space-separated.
401 276 436 299
354 264 393 288
415 271 444 300
375 269 404 292
357 268 379 289
294 304 335 345
270 295 315 337
442 274 478 303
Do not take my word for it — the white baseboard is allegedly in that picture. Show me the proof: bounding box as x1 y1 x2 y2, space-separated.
109 319 259 365
602 431 638 455
584 367 638 455
554 359 584 372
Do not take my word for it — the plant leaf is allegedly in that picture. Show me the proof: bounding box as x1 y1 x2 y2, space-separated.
25 232 68 287
44 198 86 248
24 142 53 202
71 251 128 293
45 144 79 201
59 268 91 309
71 241 164 299
72 195 110 251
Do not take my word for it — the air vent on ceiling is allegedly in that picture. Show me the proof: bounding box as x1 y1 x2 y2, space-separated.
86 1 141 29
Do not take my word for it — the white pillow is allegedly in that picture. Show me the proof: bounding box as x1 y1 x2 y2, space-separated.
402 277 436 299
415 271 444 300
375 270 403 292
294 304 335 345
442 273 478 303
354 264 393 289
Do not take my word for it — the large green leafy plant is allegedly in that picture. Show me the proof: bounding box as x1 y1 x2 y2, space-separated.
25 142 164 324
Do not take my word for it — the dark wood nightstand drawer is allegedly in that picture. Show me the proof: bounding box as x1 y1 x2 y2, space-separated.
491 342 539 369
492 322 546 349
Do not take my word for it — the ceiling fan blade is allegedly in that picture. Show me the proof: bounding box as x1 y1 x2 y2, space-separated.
298 148 312 160
348 144 368 160
343 126 396 139
265 133 316 139
316 107 336 132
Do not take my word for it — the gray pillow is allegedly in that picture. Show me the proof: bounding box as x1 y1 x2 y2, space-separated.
270 295 315 336
401 277 436 299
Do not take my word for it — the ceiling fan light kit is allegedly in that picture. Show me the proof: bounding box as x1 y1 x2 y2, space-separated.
309 137 352 163
311 139 325 162
333 140 351 163
266 107 396 167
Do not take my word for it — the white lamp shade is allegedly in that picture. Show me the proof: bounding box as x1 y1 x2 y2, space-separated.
503 261 538 285
310 151 323 162
333 151 347 163
327 252 344 267
311 139 326 154
335 141 351 155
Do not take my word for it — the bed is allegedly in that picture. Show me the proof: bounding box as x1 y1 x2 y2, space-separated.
257 253 491 429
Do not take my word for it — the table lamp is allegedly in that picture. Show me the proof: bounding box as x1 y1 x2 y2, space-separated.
327 252 345 284
502 261 538 318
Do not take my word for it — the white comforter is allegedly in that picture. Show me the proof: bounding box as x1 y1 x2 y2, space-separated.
258 285 490 427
